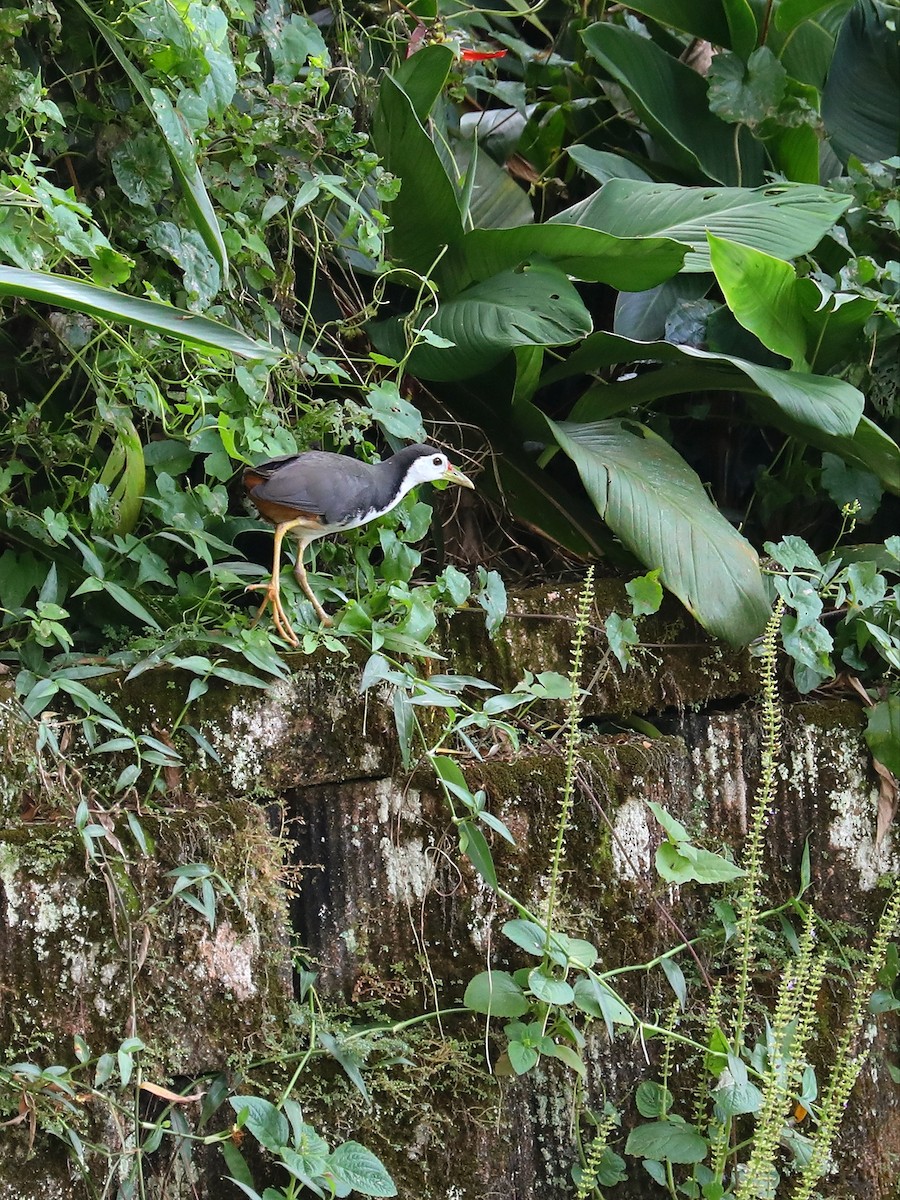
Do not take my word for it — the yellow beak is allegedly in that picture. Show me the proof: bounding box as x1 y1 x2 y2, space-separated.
441 462 475 490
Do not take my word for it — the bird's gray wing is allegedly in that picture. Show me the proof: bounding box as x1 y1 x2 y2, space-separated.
247 452 374 520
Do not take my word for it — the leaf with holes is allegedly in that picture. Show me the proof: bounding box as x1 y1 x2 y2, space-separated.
556 179 852 271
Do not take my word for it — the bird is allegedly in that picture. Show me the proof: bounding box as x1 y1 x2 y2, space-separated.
243 443 475 646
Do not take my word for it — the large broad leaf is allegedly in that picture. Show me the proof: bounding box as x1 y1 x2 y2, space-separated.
451 141 534 231
439 223 685 295
543 330 864 439
822 0 900 163
369 263 592 381
624 1120 708 1164
708 234 811 367
708 233 876 372
0 266 279 360
75 0 229 282
615 0 732 46
776 0 856 36
581 23 763 185
372 70 464 273
567 146 653 184
548 418 771 645
624 0 759 58
614 276 711 342
752 401 900 495
554 180 853 271
391 42 455 123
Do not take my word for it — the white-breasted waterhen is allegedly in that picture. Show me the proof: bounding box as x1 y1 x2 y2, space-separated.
244 443 475 645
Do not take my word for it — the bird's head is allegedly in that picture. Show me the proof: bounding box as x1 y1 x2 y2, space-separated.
400 445 475 491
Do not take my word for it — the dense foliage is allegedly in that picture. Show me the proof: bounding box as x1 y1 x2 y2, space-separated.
1 0 900 1196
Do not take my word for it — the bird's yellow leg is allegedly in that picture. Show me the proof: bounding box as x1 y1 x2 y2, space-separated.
247 520 302 647
293 541 333 627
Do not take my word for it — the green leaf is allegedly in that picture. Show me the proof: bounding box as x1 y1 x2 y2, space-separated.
392 42 455 123
281 1141 329 1188
572 977 634 1036
605 612 639 669
317 1032 369 1104
636 1081 674 1118
708 48 788 126
676 843 746 884
723 0 760 59
55 678 123 725
328 1142 397 1197
647 801 689 844
74 0 229 280
549 418 770 646
581 23 761 184
776 0 853 35
627 569 663 617
557 180 852 271
547 331 865 441
616 0 731 45
0 267 277 360
371 71 464 272
719 249 810 366
229 1096 289 1151
221 1141 255 1190
714 1068 765 1116
527 967 575 1005
865 695 900 776
507 1039 539 1075
567 146 653 183
707 234 809 368
810 415 900 497
656 843 696 884
546 1042 587 1077
441 223 686 293
476 567 507 637
72 577 161 631
464 970 530 1018
458 819 498 889
370 263 591 381
625 1121 708 1164
660 956 687 1008
367 382 427 441
504 918 552 957
822 0 900 164
452 139 534 231
615 275 711 343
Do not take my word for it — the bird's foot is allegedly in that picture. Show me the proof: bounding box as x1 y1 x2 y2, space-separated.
246 582 300 648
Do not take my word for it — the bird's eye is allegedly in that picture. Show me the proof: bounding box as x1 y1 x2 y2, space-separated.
432 456 443 467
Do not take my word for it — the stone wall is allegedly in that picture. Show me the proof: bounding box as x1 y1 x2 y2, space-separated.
1 585 897 1198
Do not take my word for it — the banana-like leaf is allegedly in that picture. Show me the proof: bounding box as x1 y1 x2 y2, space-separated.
776 0 855 36
566 146 653 184
708 233 876 373
369 263 592 381
822 0 900 163
392 42 456 122
0 266 280 360
581 23 764 185
74 0 229 282
708 235 811 368
549 418 771 645
438 223 685 295
614 0 733 47
543 331 864 438
555 180 853 271
451 141 534 231
372 68 464 273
